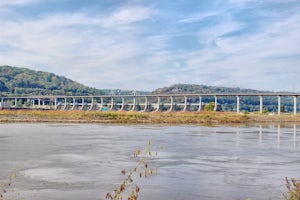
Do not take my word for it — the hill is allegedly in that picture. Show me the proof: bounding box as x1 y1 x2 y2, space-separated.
0 65 104 96
153 83 264 94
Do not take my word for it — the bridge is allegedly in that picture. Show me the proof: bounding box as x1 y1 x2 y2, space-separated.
0 93 299 115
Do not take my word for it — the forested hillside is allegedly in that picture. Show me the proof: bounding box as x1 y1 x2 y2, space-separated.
153 83 263 94
0 65 104 96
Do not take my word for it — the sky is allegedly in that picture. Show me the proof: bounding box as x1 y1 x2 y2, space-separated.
0 0 300 92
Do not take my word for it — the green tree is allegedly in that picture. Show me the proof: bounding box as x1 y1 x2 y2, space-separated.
204 102 215 111
262 107 268 114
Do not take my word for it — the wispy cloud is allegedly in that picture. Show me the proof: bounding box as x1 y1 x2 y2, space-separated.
0 0 40 7
178 12 218 23
0 0 299 91
107 6 153 25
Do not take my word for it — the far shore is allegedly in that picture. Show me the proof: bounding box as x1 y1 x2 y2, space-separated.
1 109 300 124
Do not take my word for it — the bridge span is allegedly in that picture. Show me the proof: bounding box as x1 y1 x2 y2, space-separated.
0 93 299 115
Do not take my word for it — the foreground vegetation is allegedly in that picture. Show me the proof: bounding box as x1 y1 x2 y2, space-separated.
1 109 300 124
106 140 159 200
284 177 300 200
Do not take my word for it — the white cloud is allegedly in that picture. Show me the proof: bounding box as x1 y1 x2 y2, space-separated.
178 12 218 24
0 1 300 91
0 0 39 7
108 6 153 25
214 12 300 60
0 4 157 89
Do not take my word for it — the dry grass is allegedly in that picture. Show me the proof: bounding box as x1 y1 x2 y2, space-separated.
2 109 300 124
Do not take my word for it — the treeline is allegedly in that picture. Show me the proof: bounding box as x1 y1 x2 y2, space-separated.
153 83 262 94
0 65 104 96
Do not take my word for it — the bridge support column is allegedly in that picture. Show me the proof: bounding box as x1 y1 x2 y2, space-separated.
154 96 161 112
1 98 3 108
168 96 174 112
15 98 17 107
131 96 136 111
81 98 85 110
236 96 240 113
197 96 202 112
183 96 187 112
259 96 263 114
277 96 281 115
53 98 57 110
99 97 103 110
119 97 125 111
89 98 94 111
31 98 35 108
38 98 41 109
141 96 148 112
109 97 114 111
294 96 297 115
72 98 76 110
214 96 217 111
63 98 67 110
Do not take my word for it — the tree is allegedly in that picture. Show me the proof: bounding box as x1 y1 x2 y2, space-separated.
204 102 215 111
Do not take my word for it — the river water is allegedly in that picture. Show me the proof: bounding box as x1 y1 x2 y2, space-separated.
0 123 299 200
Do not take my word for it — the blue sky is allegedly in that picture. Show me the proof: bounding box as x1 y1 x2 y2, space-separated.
0 0 300 92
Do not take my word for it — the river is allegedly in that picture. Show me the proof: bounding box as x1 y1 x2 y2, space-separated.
0 123 299 200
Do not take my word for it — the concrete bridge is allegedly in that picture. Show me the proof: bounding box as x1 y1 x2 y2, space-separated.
0 93 299 115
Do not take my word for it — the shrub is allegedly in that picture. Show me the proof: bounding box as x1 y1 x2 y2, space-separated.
106 140 159 200
283 177 300 200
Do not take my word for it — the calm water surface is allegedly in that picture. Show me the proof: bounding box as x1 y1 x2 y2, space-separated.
0 123 299 200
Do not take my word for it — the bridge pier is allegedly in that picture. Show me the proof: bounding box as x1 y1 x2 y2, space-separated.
63 98 67 110
109 97 114 111
89 97 94 111
38 98 41 108
197 96 202 112
30 98 34 108
81 98 85 111
182 96 187 112
131 96 136 111
278 96 281 115
259 96 263 114
214 96 217 111
167 96 174 112
154 96 161 112
294 96 297 115
99 97 103 110
72 98 77 110
141 96 149 112
118 97 125 111
236 96 240 113
54 98 57 110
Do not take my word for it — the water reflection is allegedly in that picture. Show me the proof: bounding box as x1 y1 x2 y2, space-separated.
277 124 281 147
257 123 297 149
259 125 263 143
294 124 297 148
235 128 240 146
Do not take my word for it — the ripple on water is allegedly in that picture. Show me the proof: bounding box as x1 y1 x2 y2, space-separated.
21 167 92 183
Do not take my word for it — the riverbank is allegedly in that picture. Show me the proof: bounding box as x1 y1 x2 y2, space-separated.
1 109 300 124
